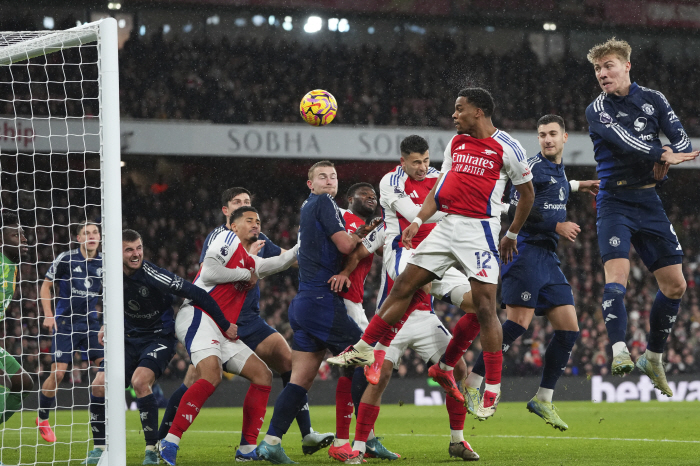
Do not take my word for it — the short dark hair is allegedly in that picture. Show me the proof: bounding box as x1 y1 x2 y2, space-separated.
308 160 335 180
1 211 19 229
400 135 429 157
537 114 566 132
74 220 100 237
457 87 495 117
230 206 259 225
346 182 375 201
221 187 252 207
122 229 142 243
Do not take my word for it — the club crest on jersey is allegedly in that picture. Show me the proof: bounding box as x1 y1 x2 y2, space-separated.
220 244 230 256
139 286 150 297
609 236 621 247
559 187 565 201
483 149 497 156
521 291 531 301
83 277 93 289
599 111 613 124
642 103 654 115
634 117 647 132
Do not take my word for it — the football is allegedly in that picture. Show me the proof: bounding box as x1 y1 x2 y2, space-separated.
299 89 337 126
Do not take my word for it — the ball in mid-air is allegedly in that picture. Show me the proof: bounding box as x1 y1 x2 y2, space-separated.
300 89 337 126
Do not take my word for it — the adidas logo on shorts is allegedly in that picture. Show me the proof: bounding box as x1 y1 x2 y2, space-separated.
476 269 488 278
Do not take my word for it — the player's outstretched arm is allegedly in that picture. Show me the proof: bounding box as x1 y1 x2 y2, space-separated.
659 147 699 165
500 181 534 263
253 244 299 279
569 179 600 196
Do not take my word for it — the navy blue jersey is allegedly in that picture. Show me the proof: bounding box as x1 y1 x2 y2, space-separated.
297 193 346 292
124 260 230 337
510 153 570 250
585 82 692 190
200 229 282 326
46 248 102 328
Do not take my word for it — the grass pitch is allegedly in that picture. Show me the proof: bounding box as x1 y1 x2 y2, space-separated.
1 401 699 465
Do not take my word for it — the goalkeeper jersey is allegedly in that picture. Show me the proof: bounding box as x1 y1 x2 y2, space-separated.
1 253 18 321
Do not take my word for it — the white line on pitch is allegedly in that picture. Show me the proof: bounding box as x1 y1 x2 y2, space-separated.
127 430 700 444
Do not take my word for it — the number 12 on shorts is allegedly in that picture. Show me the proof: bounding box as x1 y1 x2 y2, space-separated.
474 251 492 269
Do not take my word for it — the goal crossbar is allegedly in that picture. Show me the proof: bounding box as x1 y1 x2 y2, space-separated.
0 23 99 66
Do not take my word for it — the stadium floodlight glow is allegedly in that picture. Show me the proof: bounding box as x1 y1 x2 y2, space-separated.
206 15 220 25
120 161 126 167
252 15 265 26
118 18 126 28
283 17 293 31
485 25 495 32
234 18 247 27
43 16 54 29
139 25 146 35
328 18 339 31
163 24 171 34
338 18 349 33
183 23 193 33
544 22 556 30
107 2 122 9
368 26 375 34
304 16 323 33
269 15 276 25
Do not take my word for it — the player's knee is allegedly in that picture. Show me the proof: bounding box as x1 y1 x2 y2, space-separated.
253 365 273 386
391 274 418 300
131 377 152 397
91 383 105 397
664 277 686 299
184 364 198 386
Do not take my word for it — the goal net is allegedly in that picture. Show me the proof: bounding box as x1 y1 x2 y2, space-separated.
0 19 124 465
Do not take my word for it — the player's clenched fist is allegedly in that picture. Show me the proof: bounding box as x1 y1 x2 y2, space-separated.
223 323 238 340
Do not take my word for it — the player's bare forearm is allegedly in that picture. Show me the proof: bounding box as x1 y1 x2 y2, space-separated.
508 181 535 235
39 279 54 318
342 243 370 277
331 230 361 255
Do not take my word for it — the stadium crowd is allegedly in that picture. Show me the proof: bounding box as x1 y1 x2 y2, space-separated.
3 163 700 389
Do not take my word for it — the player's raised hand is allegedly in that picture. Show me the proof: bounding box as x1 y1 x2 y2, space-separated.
660 149 699 165
556 221 581 242
499 235 518 264
402 221 420 250
224 323 238 340
578 180 600 195
355 217 383 238
98 325 105 346
249 240 266 256
43 316 57 333
328 274 351 293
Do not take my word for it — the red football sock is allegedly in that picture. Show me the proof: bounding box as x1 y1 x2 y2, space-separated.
168 379 216 438
241 383 271 446
446 395 466 431
361 315 392 346
335 376 354 440
443 313 481 367
354 403 380 443
483 351 503 385
378 290 431 347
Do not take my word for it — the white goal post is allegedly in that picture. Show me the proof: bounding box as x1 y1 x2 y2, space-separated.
0 18 124 466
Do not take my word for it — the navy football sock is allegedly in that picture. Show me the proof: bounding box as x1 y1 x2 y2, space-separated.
281 371 313 438
602 283 627 346
351 366 368 416
540 330 579 390
647 290 681 353
158 383 187 440
90 395 106 446
38 393 56 421
267 383 308 439
472 320 527 377
137 394 159 446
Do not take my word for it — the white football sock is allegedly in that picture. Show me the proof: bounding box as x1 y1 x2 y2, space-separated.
353 441 366 453
367 429 375 441
333 439 349 447
536 387 554 403
450 430 465 443
355 340 372 352
466 372 483 390
238 445 256 454
484 383 500 394
164 433 181 446
612 342 628 356
263 435 281 446
439 361 454 371
645 349 662 363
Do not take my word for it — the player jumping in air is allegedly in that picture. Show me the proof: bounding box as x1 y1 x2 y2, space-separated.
1 212 34 440
36 221 105 463
159 207 299 466
158 188 333 460
585 38 698 392
329 88 535 420
256 161 377 464
466 115 599 431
